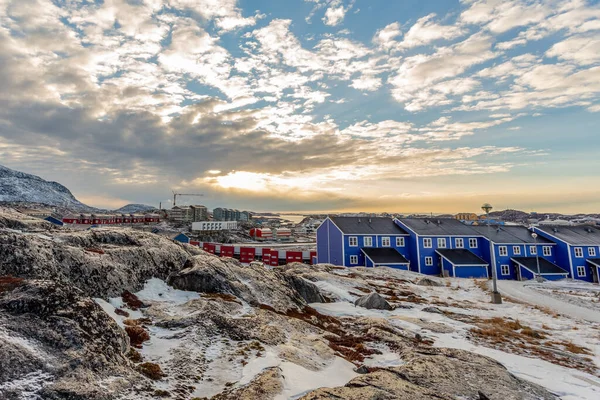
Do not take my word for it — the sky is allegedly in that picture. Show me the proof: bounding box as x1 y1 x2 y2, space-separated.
0 0 599 214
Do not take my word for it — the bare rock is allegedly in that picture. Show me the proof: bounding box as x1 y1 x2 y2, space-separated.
415 278 442 287
422 306 443 314
354 292 392 310
301 347 557 400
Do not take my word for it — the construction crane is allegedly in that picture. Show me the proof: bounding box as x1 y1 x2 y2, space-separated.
172 191 204 207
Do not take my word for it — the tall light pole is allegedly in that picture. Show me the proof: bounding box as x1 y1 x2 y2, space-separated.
531 232 543 283
482 203 502 304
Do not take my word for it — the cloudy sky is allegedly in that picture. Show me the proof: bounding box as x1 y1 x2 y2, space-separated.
1 0 599 213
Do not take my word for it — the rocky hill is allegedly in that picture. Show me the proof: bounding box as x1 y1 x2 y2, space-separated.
115 204 156 214
0 164 94 211
0 207 587 400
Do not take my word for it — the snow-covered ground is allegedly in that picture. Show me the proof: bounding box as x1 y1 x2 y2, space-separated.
96 269 600 399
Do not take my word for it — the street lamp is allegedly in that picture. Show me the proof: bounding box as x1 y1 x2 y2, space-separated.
531 232 543 283
482 203 502 304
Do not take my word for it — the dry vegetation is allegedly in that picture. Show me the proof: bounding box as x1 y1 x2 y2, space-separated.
470 316 597 375
0 275 24 293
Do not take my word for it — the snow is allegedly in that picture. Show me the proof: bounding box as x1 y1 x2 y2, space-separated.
496 280 600 324
276 357 358 400
135 278 200 306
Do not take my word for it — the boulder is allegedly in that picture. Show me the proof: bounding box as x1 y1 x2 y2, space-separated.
301 348 557 400
422 306 443 314
354 292 392 310
167 253 326 312
415 278 442 287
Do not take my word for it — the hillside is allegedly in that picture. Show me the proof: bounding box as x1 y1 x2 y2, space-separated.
114 204 156 214
0 164 93 211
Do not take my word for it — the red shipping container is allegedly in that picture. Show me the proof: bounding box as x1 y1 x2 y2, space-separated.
220 245 235 258
203 243 216 254
240 247 256 263
262 249 271 263
286 251 303 264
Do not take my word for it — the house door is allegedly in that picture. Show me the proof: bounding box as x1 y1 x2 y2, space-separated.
591 265 599 284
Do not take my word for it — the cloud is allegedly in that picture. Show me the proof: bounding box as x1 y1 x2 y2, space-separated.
396 13 466 49
323 0 352 26
546 34 600 65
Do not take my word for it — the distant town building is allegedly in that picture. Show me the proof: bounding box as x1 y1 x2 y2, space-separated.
191 205 208 221
192 221 238 231
213 207 251 222
455 213 478 221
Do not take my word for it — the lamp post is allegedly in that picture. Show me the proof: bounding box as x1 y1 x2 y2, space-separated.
531 232 543 283
482 203 502 304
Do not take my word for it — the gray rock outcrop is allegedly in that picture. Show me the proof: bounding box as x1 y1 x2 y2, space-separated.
301 347 557 400
415 277 442 287
354 292 392 310
167 253 326 312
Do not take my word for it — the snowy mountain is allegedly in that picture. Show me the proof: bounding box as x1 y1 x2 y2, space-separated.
114 204 156 214
0 164 93 211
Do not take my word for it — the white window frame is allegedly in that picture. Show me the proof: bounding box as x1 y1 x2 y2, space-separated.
423 238 432 248
543 246 552 256
350 255 358 265
425 256 433 266
574 247 584 258
513 246 521 255
469 238 478 248
530 246 537 255
437 238 447 248
589 247 597 257
501 265 510 276
396 237 405 247
499 246 508 256
455 238 464 248
363 237 373 247
381 237 391 247
577 265 586 277
349 236 358 247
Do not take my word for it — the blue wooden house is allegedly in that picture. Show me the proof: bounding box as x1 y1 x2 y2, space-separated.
533 225 600 282
471 225 567 281
171 233 191 244
316 217 410 268
394 218 489 278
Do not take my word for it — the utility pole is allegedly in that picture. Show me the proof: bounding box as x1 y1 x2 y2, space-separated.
531 231 543 282
482 203 502 304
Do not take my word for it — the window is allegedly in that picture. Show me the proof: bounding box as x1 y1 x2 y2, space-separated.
382 237 391 247
437 238 447 248
589 248 597 257
577 265 586 277
425 256 433 266
530 246 537 255
499 246 508 256
513 246 521 255
350 255 358 265
501 265 510 276
455 238 464 248
423 238 432 248
349 236 358 247
396 237 405 247
469 238 478 248
574 247 583 258
364 237 373 247
543 246 552 256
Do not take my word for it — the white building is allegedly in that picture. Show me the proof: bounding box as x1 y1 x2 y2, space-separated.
192 221 238 231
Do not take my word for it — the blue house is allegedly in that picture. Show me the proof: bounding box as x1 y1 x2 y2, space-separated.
316 217 410 269
394 218 489 278
172 233 191 244
44 216 64 226
471 225 567 281
533 225 600 282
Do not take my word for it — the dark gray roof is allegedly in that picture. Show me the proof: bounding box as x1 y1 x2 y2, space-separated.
587 259 600 268
397 218 481 236
436 249 488 266
511 257 568 275
471 225 554 244
361 248 409 265
330 217 409 235
535 225 600 245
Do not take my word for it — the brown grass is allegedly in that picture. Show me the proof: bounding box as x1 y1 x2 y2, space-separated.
138 362 164 380
125 325 150 348
353 286 371 293
201 293 242 304
114 308 130 317
470 316 596 375
0 276 24 293
127 348 143 362
84 247 105 254
324 333 381 363
122 290 145 310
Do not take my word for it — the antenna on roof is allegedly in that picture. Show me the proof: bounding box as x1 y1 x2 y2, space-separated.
552 227 558 233
436 219 441 225
358 218 361 223
368 218 371 224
